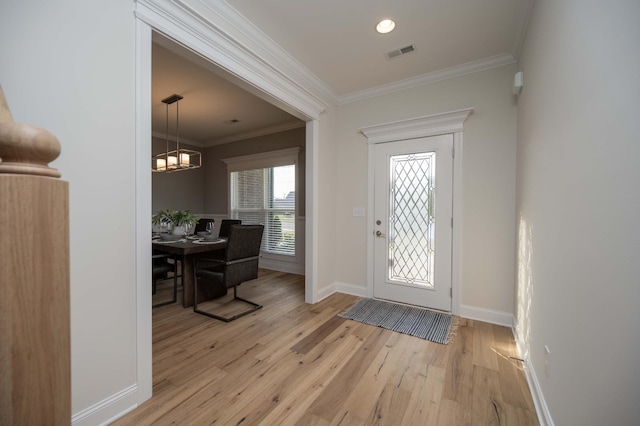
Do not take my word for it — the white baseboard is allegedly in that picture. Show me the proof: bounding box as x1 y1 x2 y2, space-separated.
71 384 138 426
316 281 367 303
328 289 513 327
316 282 337 302
458 304 513 327
335 281 367 298
313 288 513 329
259 257 304 275
513 330 554 426
523 359 554 426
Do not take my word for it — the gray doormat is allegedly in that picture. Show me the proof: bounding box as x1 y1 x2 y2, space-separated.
339 298 455 344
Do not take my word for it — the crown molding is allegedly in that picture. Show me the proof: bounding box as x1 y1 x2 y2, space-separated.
205 120 305 147
197 0 339 107
135 0 332 120
512 0 536 60
137 0 529 112
339 53 517 105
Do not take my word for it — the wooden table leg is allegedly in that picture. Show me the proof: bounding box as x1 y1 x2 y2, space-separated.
181 254 224 308
181 255 194 308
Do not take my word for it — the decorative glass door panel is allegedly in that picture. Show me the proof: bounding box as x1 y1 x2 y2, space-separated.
388 152 436 288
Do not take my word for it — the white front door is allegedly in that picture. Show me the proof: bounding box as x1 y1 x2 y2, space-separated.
373 134 453 312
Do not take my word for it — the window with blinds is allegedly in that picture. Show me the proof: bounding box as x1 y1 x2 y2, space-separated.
230 164 296 256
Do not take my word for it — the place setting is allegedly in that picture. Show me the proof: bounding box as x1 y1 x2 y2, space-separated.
152 233 187 243
192 221 225 244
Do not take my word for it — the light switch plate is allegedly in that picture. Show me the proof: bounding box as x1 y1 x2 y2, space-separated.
352 207 365 217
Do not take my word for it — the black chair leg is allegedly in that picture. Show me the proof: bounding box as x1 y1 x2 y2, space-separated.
173 272 178 304
152 266 178 308
231 285 262 315
193 280 262 322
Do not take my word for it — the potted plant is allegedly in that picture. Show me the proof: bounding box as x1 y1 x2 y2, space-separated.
152 209 199 235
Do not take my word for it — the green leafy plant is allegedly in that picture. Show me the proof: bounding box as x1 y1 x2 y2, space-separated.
152 209 199 227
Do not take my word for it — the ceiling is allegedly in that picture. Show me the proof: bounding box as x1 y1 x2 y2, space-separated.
152 0 532 146
152 36 304 148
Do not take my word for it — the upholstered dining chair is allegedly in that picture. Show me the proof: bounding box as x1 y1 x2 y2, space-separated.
194 218 214 234
218 219 241 238
203 219 242 260
193 224 263 322
152 252 178 308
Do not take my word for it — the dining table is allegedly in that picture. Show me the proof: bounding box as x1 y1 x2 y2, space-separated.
152 235 227 308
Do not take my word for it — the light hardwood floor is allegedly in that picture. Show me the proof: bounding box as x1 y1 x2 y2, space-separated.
113 270 538 425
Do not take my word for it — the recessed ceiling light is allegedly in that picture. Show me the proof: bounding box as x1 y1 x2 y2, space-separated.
376 19 396 34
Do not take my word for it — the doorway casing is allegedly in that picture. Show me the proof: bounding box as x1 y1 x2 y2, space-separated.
134 0 329 405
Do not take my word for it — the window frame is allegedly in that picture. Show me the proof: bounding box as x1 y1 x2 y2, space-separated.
222 147 300 262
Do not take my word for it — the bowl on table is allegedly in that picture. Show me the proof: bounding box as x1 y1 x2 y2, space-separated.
203 234 218 241
160 234 181 242
197 231 210 237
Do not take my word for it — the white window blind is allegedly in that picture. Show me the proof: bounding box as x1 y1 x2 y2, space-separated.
226 149 297 257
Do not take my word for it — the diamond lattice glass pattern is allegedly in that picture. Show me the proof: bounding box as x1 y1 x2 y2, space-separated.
388 152 436 288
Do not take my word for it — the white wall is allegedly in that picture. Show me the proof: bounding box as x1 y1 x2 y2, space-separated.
515 0 640 424
202 127 306 216
335 65 518 317
0 0 138 422
1 0 337 421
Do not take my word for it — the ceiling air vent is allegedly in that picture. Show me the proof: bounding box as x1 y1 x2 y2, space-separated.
385 44 416 60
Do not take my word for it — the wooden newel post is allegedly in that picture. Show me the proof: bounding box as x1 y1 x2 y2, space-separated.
0 86 70 425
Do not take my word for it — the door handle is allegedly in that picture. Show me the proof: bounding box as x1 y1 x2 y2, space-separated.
375 230 385 238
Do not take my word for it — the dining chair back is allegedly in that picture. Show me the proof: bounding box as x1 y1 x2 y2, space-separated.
218 219 241 238
194 218 214 234
193 224 264 322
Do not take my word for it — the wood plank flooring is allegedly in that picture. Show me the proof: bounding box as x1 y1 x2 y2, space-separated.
113 270 539 425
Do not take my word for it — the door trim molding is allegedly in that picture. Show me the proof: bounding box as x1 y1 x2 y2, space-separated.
131 0 324 418
362 108 473 314
361 108 474 144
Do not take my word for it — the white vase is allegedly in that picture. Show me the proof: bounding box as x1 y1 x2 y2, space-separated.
171 225 184 235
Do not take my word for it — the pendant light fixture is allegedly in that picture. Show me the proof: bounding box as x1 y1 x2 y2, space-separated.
152 94 201 173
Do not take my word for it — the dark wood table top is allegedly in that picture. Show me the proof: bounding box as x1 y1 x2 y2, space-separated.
152 237 227 255
152 236 228 307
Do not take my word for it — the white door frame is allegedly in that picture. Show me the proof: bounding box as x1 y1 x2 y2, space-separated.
134 0 327 404
372 135 454 311
361 108 474 316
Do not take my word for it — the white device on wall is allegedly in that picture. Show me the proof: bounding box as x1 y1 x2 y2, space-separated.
513 71 524 95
